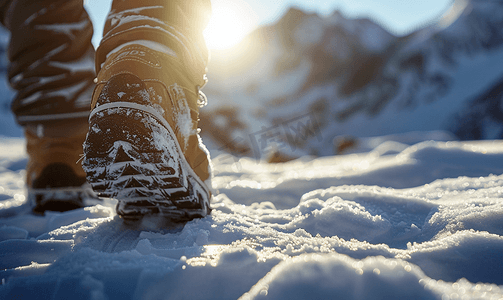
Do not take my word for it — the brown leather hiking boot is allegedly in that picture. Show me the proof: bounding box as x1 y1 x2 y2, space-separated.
82 43 213 222
26 120 97 213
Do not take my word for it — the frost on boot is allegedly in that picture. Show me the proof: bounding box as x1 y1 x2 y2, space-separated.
83 72 212 223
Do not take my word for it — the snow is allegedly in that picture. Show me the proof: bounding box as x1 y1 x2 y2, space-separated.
1 134 503 299
266 41 503 156
293 16 325 48
359 21 394 52
200 0 503 160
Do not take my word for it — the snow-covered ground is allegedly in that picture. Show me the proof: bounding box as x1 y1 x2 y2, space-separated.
1 135 503 299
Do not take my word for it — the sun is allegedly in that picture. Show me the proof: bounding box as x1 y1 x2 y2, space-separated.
203 0 258 50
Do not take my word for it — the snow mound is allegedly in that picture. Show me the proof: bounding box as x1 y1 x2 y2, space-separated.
1 136 503 299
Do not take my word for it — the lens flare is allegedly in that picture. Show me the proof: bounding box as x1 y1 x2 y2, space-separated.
203 0 258 50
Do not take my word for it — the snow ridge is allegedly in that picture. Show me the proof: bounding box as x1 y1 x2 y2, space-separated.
1 136 503 299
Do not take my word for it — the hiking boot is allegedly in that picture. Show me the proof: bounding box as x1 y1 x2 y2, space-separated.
82 43 212 223
26 119 97 213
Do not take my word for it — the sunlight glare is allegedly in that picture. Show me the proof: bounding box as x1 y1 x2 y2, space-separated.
204 0 258 50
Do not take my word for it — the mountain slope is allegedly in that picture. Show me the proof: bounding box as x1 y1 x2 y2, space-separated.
200 0 503 159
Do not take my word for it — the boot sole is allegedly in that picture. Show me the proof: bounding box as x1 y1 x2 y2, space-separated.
83 102 211 223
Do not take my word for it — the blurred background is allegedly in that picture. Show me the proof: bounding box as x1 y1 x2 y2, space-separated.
1 0 503 160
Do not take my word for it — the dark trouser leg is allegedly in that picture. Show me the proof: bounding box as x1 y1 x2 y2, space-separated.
97 0 211 85
1 0 95 124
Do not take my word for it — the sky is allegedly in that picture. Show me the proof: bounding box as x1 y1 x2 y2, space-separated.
84 0 454 49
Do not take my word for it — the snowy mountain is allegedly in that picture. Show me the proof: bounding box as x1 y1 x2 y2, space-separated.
1 0 503 153
200 0 503 159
